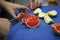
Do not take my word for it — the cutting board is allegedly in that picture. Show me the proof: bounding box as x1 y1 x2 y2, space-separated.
7 6 60 40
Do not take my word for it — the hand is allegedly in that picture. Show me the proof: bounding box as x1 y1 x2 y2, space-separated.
29 0 42 10
0 0 30 19
17 13 27 21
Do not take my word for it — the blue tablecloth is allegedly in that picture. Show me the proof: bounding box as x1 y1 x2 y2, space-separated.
7 6 60 40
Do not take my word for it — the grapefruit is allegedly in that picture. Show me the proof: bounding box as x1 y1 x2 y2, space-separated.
17 13 27 21
51 24 60 35
22 14 40 28
22 14 33 23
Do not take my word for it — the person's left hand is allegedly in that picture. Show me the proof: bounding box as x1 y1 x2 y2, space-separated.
29 0 42 10
1 1 30 19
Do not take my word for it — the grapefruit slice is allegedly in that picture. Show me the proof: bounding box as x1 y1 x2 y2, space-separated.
25 19 40 28
17 13 27 21
22 14 40 28
22 14 33 23
51 24 60 35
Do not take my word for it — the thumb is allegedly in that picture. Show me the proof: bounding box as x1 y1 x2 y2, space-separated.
8 9 17 19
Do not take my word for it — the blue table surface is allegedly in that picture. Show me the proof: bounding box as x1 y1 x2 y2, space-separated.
7 6 60 40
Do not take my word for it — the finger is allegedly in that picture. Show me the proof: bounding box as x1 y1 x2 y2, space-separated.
40 0 43 4
29 0 33 9
37 0 39 7
16 5 30 13
21 6 30 13
37 0 43 7
23 6 30 12
19 5 30 11
8 9 17 19
34 0 38 8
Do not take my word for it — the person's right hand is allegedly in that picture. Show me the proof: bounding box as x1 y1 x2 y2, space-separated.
29 0 42 10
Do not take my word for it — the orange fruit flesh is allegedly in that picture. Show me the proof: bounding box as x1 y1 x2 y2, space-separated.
52 24 60 33
22 14 40 28
22 15 39 23
26 20 39 27
56 26 60 31
22 15 33 23
54 24 60 31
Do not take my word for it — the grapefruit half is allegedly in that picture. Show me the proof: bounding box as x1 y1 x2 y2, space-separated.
22 14 40 28
51 24 60 35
